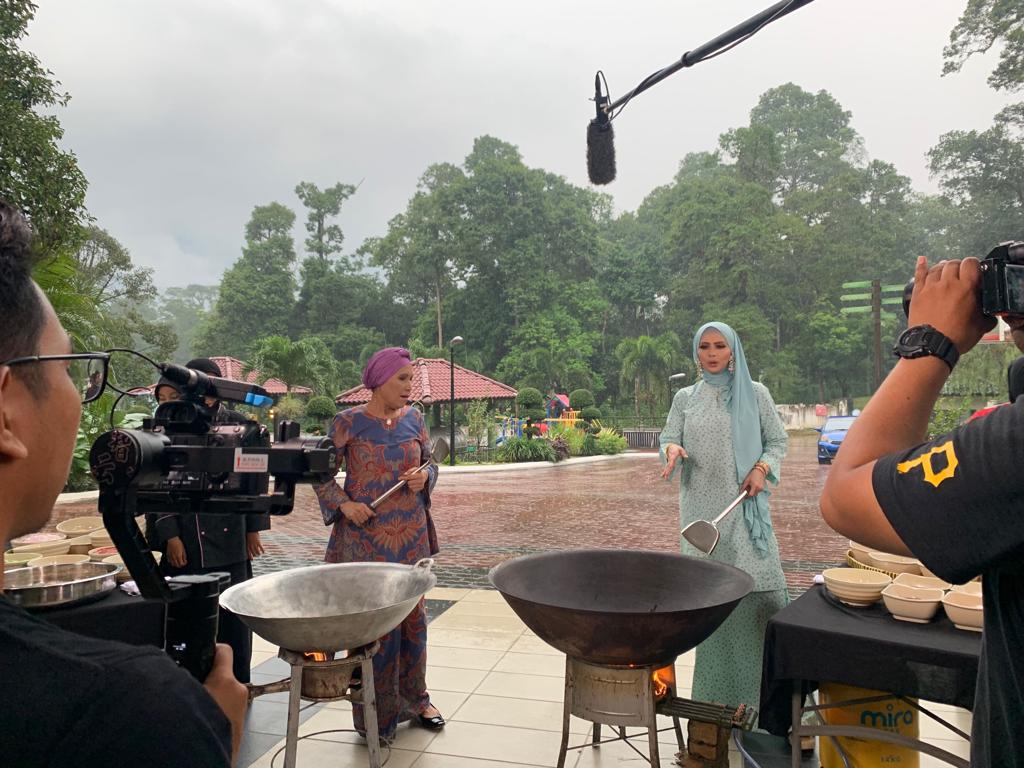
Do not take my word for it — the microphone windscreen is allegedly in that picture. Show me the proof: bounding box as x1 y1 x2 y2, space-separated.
587 119 616 185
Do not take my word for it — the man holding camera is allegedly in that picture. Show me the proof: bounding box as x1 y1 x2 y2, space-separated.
821 255 1024 765
0 202 247 766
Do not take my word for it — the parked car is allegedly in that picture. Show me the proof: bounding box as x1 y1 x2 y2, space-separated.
816 415 857 464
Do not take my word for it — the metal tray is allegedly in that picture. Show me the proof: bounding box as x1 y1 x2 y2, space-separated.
3 561 121 609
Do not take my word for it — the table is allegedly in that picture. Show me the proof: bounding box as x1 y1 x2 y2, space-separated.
759 586 981 767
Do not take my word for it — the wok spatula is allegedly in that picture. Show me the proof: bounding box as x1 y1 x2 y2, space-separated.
681 490 748 555
370 437 450 510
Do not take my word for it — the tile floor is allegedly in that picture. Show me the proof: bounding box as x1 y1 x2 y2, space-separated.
239 587 973 768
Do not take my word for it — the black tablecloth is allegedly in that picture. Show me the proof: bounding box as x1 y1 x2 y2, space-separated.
759 585 982 736
36 588 166 648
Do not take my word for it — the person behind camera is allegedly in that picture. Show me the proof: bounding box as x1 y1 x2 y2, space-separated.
148 357 267 684
821 255 1024 765
0 201 247 766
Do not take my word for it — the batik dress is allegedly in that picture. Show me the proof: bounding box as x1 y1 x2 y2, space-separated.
314 404 439 739
659 381 789 713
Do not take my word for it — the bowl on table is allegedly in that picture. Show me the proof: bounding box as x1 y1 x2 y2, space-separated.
951 581 982 597
942 590 984 632
27 554 91 568
88 546 120 562
102 552 161 583
848 541 873 563
56 516 105 536
88 530 113 547
823 567 892 607
10 540 70 557
881 583 944 623
66 536 94 555
4 551 40 570
893 573 951 591
868 552 921 575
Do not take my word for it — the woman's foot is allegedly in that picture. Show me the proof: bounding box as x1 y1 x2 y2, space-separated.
416 704 445 731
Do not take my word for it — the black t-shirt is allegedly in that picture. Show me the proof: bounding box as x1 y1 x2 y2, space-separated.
0 597 232 768
873 399 1024 767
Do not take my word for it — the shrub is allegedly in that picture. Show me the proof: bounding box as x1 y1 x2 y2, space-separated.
550 435 570 462
569 389 595 410
305 395 337 422
498 436 556 463
582 434 598 456
581 405 602 421
516 387 546 421
274 395 306 421
595 427 628 455
549 423 586 456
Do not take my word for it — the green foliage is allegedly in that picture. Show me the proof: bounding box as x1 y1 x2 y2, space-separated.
295 180 357 264
943 342 1020 397
466 400 490 448
0 0 88 256
581 405 602 421
943 0 1024 92
928 396 974 440
304 395 337 422
594 427 628 455
497 436 556 463
547 423 586 456
568 389 594 409
516 387 544 408
247 335 339 395
273 395 306 422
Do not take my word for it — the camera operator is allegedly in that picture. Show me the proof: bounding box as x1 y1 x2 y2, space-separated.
148 357 267 684
821 255 1024 765
0 201 247 767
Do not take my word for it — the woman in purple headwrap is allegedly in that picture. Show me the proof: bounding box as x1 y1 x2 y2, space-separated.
313 347 444 740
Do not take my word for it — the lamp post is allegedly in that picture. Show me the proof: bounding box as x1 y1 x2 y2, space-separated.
448 336 464 466
668 372 687 393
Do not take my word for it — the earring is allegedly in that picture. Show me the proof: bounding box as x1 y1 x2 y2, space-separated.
728 358 735 373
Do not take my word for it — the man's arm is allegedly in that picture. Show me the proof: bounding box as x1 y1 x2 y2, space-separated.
821 257 994 553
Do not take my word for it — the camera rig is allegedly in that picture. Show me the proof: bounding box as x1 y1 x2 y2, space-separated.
88 363 336 679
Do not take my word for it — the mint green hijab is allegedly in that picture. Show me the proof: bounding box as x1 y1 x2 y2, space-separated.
692 322 773 554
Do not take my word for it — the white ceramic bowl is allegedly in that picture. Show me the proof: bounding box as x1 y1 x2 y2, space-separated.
894 573 951 591
951 581 982 597
868 552 921 575
26 554 91 568
942 591 983 631
823 568 891 606
10 540 70 557
848 541 872 563
88 546 120 562
10 531 66 548
88 529 113 545
102 552 161 583
56 516 105 535
66 536 94 555
882 584 944 623
3 551 40 569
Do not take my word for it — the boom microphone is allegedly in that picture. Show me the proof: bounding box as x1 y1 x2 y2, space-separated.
587 74 616 185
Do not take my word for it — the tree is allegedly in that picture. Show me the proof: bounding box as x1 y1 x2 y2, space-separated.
150 284 219 360
294 180 357 265
0 0 88 256
72 226 155 306
246 335 339 396
193 202 297 358
944 0 1024 91
615 333 681 420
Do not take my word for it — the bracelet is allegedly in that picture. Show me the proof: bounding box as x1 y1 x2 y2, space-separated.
753 461 770 476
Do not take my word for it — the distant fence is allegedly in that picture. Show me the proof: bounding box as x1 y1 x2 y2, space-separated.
621 428 662 449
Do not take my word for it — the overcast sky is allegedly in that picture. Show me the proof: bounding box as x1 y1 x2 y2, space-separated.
26 0 1014 289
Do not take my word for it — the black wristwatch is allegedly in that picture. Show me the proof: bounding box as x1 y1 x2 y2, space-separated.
893 324 960 370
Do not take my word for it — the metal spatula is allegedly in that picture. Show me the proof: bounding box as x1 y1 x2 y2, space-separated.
681 490 749 555
370 438 450 510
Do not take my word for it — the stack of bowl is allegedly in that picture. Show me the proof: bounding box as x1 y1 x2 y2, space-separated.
823 567 892 606
89 528 114 550
56 516 105 537
8 532 68 559
101 552 161 583
867 551 921 575
26 554 90 569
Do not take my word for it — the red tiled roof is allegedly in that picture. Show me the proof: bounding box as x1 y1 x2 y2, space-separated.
335 358 517 405
207 356 313 396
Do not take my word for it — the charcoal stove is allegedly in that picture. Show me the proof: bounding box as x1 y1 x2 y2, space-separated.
489 549 757 768
248 642 383 768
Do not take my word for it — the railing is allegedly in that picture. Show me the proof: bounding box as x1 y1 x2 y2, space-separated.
621 428 662 449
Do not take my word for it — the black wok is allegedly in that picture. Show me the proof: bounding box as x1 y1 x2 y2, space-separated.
489 549 754 666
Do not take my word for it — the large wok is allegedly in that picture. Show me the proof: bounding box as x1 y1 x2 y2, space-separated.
220 559 436 652
489 549 753 665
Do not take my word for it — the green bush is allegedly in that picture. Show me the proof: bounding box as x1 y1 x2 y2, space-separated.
274 394 306 421
516 387 546 421
305 395 337 422
569 389 595 410
595 427 628 455
581 405 602 421
498 436 556 463
548 423 586 456
582 434 598 456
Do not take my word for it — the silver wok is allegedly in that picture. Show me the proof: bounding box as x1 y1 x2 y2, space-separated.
219 559 436 652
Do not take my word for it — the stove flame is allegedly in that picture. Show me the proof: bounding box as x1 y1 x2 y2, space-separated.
652 665 675 700
304 651 332 662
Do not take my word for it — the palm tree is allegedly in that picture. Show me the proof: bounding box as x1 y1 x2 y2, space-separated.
615 332 682 421
245 335 339 395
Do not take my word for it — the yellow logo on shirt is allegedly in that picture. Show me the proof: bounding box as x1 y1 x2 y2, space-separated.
896 441 958 488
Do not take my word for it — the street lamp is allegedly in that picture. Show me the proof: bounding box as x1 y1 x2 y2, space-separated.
448 336 464 466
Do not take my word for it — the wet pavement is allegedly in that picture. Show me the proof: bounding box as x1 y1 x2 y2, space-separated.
52 434 845 595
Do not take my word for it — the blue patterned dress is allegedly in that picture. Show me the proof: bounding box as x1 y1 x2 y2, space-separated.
314 405 439 739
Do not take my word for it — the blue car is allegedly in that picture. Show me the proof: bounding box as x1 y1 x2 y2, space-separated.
816 415 857 464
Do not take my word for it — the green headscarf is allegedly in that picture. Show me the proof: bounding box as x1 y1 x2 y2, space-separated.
692 322 773 554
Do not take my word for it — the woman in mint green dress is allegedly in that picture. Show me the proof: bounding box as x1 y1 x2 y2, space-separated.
660 322 789 712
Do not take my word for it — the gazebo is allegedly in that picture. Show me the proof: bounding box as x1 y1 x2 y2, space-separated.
335 357 517 430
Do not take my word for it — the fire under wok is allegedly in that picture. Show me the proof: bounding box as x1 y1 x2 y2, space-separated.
220 559 436 653
489 549 754 666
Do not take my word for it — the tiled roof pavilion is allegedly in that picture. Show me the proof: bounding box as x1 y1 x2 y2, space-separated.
335 358 516 405
208 356 313 396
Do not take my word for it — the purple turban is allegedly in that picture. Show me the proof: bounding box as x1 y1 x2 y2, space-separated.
362 347 412 389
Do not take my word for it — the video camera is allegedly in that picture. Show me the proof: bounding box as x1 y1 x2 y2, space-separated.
88 362 336 680
903 241 1024 317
